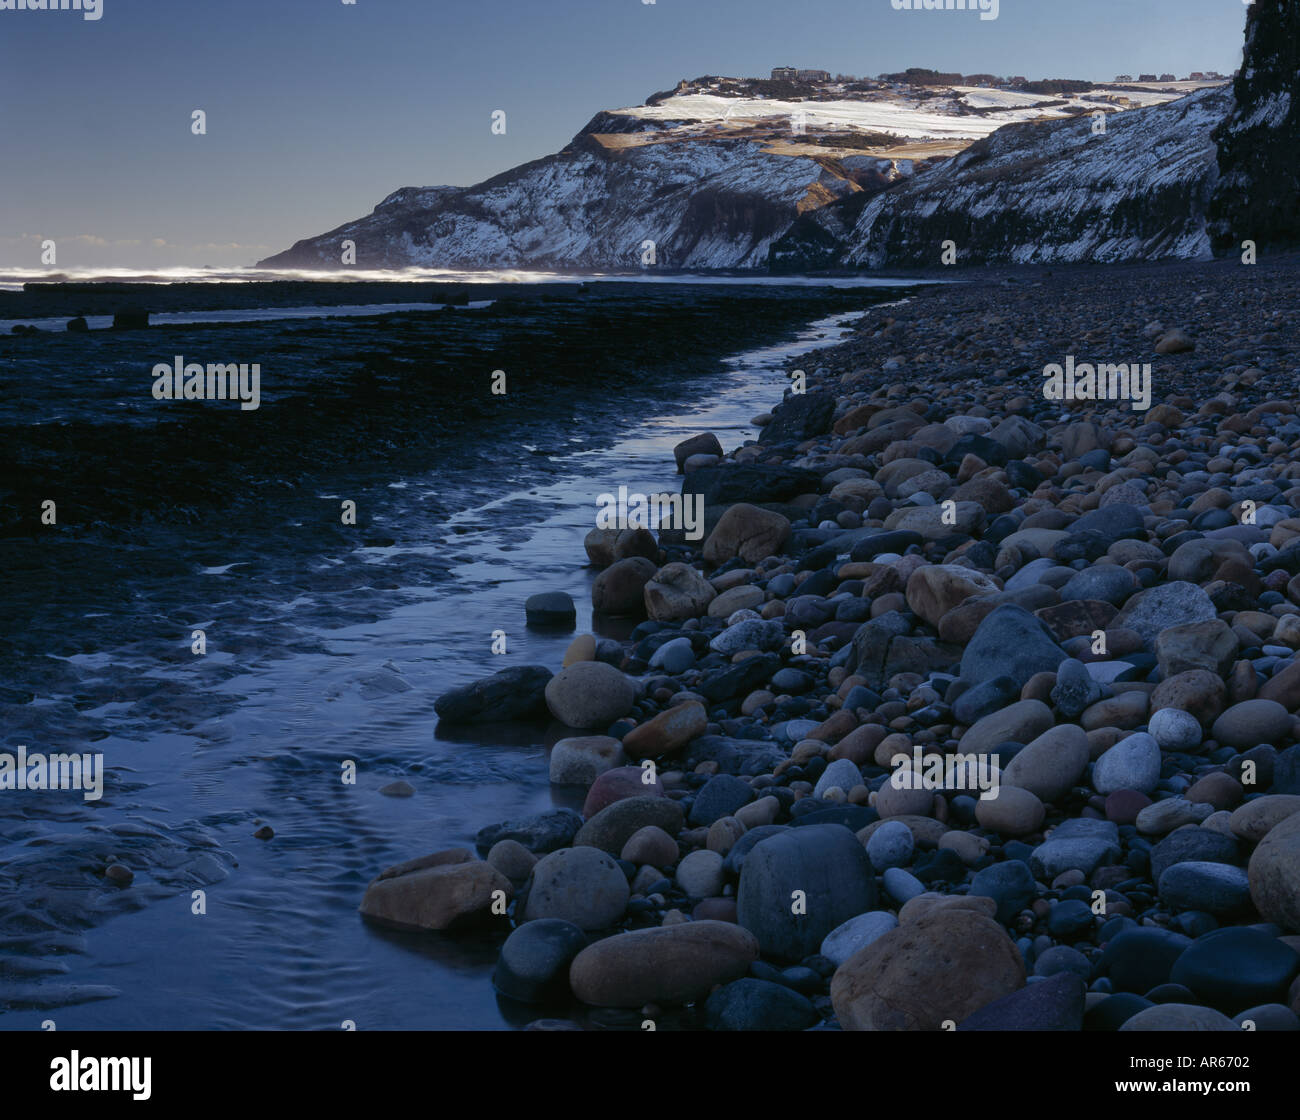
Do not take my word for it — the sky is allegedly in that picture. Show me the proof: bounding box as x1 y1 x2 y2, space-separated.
0 0 1250 270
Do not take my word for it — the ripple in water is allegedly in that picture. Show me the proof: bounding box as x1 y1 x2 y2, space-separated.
0 303 890 1027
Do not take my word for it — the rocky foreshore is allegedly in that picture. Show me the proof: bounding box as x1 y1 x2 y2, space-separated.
381 256 1300 1031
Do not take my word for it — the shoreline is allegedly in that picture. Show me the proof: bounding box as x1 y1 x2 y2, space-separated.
418 254 1300 1030
0 294 890 1028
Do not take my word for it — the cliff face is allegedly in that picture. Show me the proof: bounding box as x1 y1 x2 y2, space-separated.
1209 0 1300 253
842 88 1231 268
258 78 1210 273
259 140 865 272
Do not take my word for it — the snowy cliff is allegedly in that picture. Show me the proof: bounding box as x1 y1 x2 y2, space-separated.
843 86 1232 267
259 78 1228 272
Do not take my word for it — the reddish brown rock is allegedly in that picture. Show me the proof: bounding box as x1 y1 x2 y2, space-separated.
831 910 1025 1031
1105 790 1152 826
569 921 758 1007
621 701 708 759
360 855 511 932
583 765 665 817
1151 670 1227 727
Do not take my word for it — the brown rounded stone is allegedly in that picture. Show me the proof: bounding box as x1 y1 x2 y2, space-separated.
830 910 1025 1031
592 556 657 616
830 723 888 764
974 786 1045 835
621 700 708 759
1021 671 1057 704
898 892 998 923
621 825 680 866
808 709 859 743
1260 658 1300 710
1249 811 1300 933
563 634 597 667
873 777 935 818
359 856 511 932
905 564 1001 629
1184 771 1245 810
1150 670 1227 727
702 504 791 565
569 921 758 1007
583 766 665 817
1002 724 1090 804
1229 795 1300 842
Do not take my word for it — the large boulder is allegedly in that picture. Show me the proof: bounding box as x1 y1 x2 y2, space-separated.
574 795 685 854
359 850 511 931
584 526 658 568
702 504 792 565
673 432 724 471
521 847 630 930
568 921 759 1007
591 556 657 616
1250 809 1300 932
683 464 820 507
1170 927 1300 1014
736 824 876 961
475 808 584 854
988 415 1045 459
582 766 665 817
1167 538 1253 584
111 306 149 330
1211 699 1293 749
758 390 836 444
689 773 756 827
1119 1004 1237 1031
1155 619 1237 678
905 564 1001 629
1030 818 1122 879
1092 732 1162 796
958 698 1056 755
621 700 708 759
884 502 986 541
1151 669 1227 727
525 591 576 628
492 919 589 1004
957 972 1086 1031
704 977 819 1031
1230 796 1300 842
643 562 717 621
549 736 626 786
960 605 1066 689
1112 581 1217 644
544 662 636 729
434 665 553 724
1001 723 1091 805
831 909 1025 1031
1150 827 1240 884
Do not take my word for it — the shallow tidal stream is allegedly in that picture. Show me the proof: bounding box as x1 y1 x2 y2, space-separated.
0 295 903 1029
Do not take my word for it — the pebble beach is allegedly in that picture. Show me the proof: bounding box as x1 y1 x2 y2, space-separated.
388 256 1300 1031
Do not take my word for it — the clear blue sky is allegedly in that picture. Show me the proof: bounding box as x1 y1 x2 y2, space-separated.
0 0 1248 269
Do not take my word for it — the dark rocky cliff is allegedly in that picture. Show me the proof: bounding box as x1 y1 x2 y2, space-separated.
1209 0 1300 253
